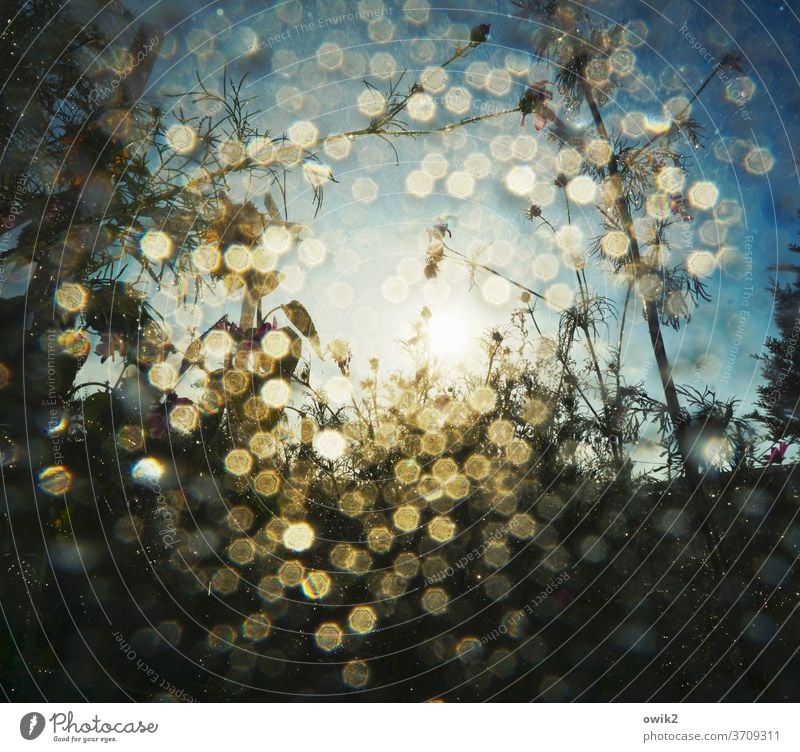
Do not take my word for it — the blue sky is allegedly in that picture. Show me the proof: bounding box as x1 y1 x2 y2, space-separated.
18 0 800 462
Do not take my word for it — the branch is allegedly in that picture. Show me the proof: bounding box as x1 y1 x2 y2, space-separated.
441 242 562 309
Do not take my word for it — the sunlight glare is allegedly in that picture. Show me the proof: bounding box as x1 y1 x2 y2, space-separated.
428 309 477 367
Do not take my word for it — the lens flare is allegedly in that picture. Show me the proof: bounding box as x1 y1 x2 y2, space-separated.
283 522 314 552
38 465 72 495
131 457 162 484
301 570 331 599
348 606 377 634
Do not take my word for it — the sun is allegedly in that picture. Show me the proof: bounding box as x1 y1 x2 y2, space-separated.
427 308 479 368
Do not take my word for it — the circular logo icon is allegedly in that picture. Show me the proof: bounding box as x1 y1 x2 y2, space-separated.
20 712 45 740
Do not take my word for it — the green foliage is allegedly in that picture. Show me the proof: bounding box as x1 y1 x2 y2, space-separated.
755 226 800 441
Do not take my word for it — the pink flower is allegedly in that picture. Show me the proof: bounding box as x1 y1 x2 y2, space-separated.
763 441 788 464
255 316 279 342
212 314 242 340
519 81 559 130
